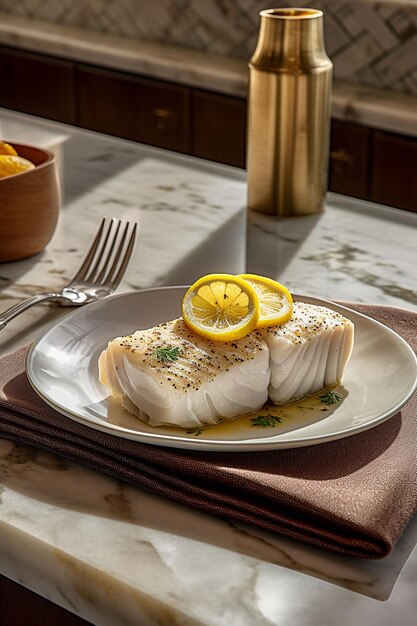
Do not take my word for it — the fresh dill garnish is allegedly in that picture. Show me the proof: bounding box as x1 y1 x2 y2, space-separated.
186 428 202 436
319 390 342 405
251 413 283 428
154 346 181 363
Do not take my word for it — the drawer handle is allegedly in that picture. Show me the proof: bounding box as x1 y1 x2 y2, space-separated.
152 108 175 131
330 149 353 164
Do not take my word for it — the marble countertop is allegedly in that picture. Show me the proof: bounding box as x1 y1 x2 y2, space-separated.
0 12 417 139
1 108 417 625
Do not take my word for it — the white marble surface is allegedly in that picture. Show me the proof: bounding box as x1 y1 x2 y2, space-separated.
332 81 417 138
247 196 417 310
0 13 417 137
1 108 417 625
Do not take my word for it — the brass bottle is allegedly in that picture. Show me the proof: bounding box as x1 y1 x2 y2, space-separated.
247 8 333 216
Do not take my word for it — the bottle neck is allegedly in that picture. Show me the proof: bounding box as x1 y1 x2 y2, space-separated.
250 9 329 70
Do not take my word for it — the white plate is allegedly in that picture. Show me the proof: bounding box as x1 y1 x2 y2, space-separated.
27 287 417 451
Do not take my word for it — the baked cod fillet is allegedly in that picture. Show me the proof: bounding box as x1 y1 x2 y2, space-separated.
262 301 354 405
98 318 270 428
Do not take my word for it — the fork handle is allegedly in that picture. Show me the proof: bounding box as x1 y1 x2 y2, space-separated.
0 293 59 331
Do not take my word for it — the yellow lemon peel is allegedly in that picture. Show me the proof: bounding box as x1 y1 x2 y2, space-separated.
0 141 18 156
239 274 293 328
0 154 35 179
182 274 259 342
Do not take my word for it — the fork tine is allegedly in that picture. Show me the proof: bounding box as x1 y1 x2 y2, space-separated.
84 217 120 282
98 220 130 285
105 222 138 288
71 217 107 281
0 217 138 328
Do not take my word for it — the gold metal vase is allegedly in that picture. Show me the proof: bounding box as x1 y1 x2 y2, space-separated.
247 8 333 217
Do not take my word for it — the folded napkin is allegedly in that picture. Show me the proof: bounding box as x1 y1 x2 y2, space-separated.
0 303 416 559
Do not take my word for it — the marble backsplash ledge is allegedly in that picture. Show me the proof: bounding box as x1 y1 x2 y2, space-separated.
0 0 416 96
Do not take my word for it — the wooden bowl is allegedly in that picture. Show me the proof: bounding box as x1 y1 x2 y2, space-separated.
0 143 60 262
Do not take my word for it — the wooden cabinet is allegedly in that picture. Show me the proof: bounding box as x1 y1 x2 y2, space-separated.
1 44 416 212
0 45 75 124
371 130 417 213
76 65 190 153
76 67 248 164
191 90 247 168
0 574 91 625
329 120 371 200
328 122 417 213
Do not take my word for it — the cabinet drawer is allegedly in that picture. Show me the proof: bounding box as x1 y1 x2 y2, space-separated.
371 130 417 212
191 91 247 168
76 65 190 153
328 120 371 199
0 46 75 124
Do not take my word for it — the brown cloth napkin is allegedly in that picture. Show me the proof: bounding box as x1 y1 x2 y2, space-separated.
0 303 416 559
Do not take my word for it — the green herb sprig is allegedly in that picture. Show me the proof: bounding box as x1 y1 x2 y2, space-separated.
186 428 202 437
319 390 342 405
154 346 182 363
251 413 283 428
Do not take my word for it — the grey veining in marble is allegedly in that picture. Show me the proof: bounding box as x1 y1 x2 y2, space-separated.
1 108 417 625
0 112 246 287
247 196 417 310
2 439 417 625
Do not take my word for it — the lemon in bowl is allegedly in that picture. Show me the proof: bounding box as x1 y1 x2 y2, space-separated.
0 140 19 156
0 140 35 178
0 154 36 178
0 141 60 262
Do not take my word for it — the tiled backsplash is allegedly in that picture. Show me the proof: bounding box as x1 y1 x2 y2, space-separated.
0 0 416 96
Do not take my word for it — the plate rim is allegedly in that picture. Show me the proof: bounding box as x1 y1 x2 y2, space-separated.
26 287 417 451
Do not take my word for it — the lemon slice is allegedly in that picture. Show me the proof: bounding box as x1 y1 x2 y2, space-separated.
0 155 35 178
239 274 293 328
0 141 18 156
182 274 260 341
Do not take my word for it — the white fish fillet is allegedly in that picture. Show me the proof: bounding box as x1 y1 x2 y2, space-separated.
99 318 270 428
262 301 354 405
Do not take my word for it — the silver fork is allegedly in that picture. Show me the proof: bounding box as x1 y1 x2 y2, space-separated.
0 217 138 331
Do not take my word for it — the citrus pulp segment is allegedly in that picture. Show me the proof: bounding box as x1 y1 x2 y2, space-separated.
181 274 260 341
239 274 293 328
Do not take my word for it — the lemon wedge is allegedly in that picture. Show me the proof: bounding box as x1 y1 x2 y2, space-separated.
0 155 35 178
182 274 259 341
239 274 293 328
0 141 18 156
